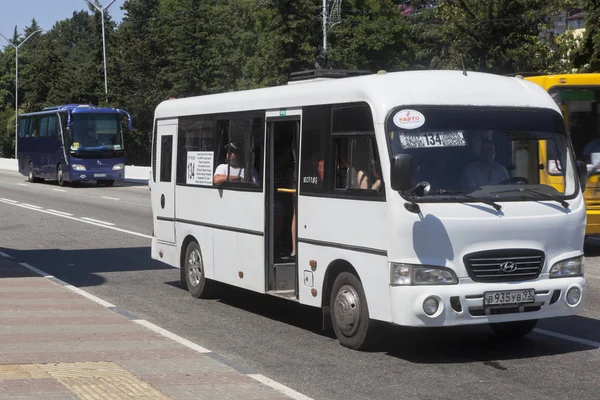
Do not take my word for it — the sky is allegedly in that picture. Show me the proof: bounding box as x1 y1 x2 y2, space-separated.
0 0 125 37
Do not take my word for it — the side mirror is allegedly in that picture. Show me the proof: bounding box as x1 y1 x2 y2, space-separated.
390 154 413 191
577 160 588 192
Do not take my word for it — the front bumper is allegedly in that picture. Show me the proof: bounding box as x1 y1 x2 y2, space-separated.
390 275 585 327
70 169 124 182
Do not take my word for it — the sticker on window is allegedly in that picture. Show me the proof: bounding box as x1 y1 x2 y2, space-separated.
393 109 425 129
187 151 214 186
399 131 466 149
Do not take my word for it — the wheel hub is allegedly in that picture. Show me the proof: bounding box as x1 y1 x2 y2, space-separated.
187 249 203 287
334 285 361 336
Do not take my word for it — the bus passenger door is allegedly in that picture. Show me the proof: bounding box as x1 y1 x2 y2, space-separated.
265 109 301 298
152 120 178 244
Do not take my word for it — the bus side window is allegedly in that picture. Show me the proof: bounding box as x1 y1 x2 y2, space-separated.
31 117 40 138
40 117 49 137
300 105 331 193
47 115 58 137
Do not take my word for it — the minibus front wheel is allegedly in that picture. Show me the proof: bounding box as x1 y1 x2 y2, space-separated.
488 319 537 340
183 241 216 299
330 272 379 350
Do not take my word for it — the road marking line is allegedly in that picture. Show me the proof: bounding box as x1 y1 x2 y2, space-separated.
0 199 152 239
534 328 600 348
248 374 315 400
53 189 67 192
133 319 211 353
14 253 315 400
19 262 54 278
64 285 116 308
101 196 120 201
0 252 14 259
17 183 28 187
46 209 74 217
81 217 115 226
20 203 42 209
0 198 17 203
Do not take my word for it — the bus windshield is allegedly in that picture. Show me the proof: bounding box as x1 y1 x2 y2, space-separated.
71 113 124 152
386 107 577 200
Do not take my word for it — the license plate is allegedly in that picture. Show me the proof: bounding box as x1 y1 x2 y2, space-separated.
483 289 535 306
94 174 107 178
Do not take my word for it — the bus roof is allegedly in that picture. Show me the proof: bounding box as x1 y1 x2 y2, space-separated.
21 104 125 117
154 70 562 122
523 73 600 91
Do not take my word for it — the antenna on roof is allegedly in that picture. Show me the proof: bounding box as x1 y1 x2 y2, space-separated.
460 54 467 76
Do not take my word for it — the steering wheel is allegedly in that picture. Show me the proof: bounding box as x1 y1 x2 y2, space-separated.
500 176 529 184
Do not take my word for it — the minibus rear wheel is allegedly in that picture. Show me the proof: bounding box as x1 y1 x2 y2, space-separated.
489 319 537 339
330 272 379 350
183 241 215 299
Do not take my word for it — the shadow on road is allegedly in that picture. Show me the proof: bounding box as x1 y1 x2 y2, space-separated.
0 246 170 288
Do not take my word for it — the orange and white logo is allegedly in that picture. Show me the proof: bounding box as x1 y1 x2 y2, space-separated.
393 109 425 129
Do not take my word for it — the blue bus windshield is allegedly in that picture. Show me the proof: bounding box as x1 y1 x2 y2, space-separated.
71 113 124 152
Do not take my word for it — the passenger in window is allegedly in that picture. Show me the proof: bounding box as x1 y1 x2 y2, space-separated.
460 139 509 191
357 159 382 191
213 142 259 185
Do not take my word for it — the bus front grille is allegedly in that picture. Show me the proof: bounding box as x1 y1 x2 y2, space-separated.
463 249 544 283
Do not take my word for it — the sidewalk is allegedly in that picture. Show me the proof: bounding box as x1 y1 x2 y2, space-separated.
0 256 294 400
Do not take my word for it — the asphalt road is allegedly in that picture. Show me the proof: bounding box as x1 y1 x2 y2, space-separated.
1 169 600 400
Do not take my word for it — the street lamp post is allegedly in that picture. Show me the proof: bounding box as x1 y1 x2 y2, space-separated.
88 0 117 105
0 29 42 159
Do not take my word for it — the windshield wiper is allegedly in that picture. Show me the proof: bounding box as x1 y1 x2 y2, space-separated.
491 187 569 209
434 189 502 211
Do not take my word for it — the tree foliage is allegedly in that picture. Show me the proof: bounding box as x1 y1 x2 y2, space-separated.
0 0 584 163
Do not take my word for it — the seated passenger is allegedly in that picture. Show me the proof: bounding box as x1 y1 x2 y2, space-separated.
460 140 509 191
213 142 259 185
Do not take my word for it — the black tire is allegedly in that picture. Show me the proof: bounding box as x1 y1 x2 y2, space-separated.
57 164 67 187
330 272 379 350
28 162 36 183
183 241 215 298
489 319 537 339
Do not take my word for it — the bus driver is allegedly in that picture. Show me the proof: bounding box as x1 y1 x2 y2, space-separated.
213 142 259 185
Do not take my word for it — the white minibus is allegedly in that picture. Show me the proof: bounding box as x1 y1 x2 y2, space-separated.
150 69 587 350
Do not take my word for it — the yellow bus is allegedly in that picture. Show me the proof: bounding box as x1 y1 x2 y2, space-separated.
524 73 600 236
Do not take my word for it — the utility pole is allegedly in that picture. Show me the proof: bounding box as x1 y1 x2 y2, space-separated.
88 0 117 105
0 29 42 159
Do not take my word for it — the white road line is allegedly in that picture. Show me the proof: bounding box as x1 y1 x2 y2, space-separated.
0 251 14 259
20 203 42 209
19 262 54 278
0 198 17 203
101 196 120 201
248 374 315 400
53 189 67 192
0 199 152 239
81 217 115 226
17 183 28 187
64 285 116 308
534 328 600 348
13 252 325 400
133 319 211 353
46 209 74 217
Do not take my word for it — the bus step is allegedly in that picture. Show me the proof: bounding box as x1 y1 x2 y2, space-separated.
267 290 298 301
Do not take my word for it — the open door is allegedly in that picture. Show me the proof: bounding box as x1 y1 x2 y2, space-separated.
265 110 301 299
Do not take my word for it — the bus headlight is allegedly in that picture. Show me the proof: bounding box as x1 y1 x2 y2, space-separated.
550 256 583 278
113 164 125 170
390 263 458 286
72 164 86 171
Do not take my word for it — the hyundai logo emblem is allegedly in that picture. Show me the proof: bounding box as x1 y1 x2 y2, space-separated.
500 261 518 273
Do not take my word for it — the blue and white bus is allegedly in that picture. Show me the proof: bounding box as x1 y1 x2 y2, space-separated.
17 104 132 186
